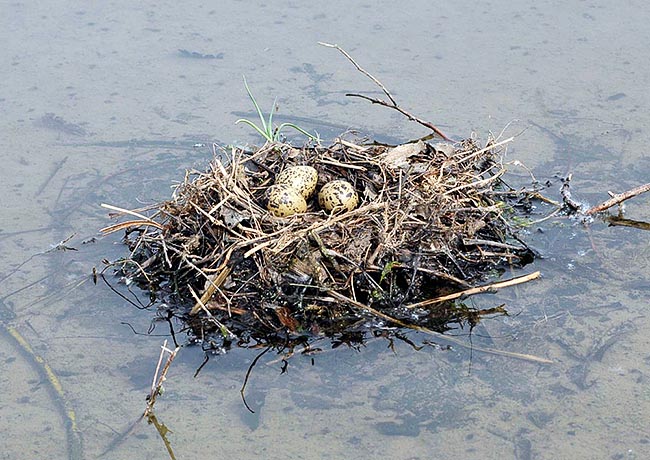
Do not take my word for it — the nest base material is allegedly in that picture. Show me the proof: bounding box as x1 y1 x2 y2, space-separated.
114 135 537 352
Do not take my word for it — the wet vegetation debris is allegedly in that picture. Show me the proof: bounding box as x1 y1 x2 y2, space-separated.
101 134 544 355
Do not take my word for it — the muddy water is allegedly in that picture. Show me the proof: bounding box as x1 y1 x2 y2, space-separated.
1 1 649 459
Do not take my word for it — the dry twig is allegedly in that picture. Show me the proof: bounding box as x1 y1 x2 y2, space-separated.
586 182 650 215
319 42 451 141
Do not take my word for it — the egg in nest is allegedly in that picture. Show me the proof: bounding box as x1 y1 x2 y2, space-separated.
267 185 308 217
276 166 319 199
318 180 359 213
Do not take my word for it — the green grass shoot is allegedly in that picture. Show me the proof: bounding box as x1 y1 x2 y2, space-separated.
235 76 319 143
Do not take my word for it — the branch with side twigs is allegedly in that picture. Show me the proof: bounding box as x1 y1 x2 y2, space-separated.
318 41 451 141
560 175 650 227
585 182 650 215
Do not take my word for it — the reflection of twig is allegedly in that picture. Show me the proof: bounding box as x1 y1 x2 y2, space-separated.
605 216 650 231
318 42 451 141
144 340 180 418
148 413 177 460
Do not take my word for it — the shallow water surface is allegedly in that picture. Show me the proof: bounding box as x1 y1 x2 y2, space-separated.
1 1 649 459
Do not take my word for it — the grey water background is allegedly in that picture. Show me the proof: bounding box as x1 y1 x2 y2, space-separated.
1 1 649 459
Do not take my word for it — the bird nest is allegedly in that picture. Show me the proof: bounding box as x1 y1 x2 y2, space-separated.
103 135 538 353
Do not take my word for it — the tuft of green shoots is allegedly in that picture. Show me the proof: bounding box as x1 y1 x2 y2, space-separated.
235 76 319 143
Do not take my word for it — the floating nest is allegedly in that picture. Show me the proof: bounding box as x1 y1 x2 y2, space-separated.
104 134 538 353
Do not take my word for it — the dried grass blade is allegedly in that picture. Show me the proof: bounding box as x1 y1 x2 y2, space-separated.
100 220 164 234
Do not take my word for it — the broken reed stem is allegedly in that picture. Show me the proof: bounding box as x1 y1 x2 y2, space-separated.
144 340 180 418
585 182 650 215
101 202 159 221
318 41 450 141
100 203 164 234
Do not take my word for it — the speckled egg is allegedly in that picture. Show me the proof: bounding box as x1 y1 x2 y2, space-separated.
267 185 308 217
318 180 359 213
276 166 319 199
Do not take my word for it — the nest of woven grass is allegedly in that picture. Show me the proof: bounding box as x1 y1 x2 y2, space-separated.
103 133 538 352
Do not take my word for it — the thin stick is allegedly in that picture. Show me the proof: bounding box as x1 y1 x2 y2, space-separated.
318 41 450 141
453 136 514 162
318 158 367 171
240 346 271 413
405 271 541 310
585 182 650 215
345 93 451 141
318 41 396 105
326 289 551 364
443 169 506 196
560 174 584 213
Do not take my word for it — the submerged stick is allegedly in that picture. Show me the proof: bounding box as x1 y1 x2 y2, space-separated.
3 320 84 459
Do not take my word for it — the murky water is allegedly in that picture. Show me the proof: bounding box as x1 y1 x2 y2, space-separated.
2 1 649 459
